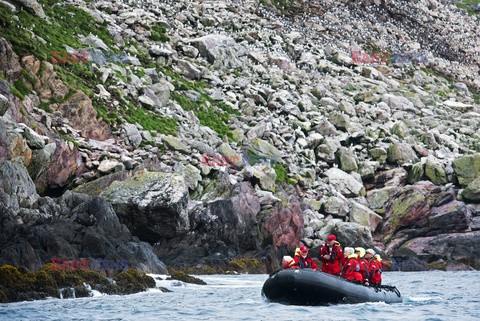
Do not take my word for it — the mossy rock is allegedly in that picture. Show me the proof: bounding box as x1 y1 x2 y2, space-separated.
428 260 447 271
226 258 266 274
168 269 206 285
114 268 155 294
180 265 218 275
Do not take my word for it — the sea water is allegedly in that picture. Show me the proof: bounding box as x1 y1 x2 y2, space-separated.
1 271 479 321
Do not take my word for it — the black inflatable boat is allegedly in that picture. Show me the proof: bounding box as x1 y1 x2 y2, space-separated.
262 269 402 305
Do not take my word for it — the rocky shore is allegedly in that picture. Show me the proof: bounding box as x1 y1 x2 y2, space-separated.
1 0 480 302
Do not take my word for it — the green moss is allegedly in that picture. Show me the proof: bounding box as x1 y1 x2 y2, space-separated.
14 79 30 97
455 0 480 15
226 258 266 274
58 133 79 147
150 24 170 42
168 269 206 285
273 163 288 184
9 84 25 100
179 265 218 275
122 101 178 135
0 1 115 60
167 69 240 139
114 268 155 294
21 69 37 87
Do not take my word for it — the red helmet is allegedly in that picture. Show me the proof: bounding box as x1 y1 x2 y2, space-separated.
327 234 336 241
300 246 309 253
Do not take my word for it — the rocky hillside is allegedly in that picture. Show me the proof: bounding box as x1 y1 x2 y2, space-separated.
1 0 480 275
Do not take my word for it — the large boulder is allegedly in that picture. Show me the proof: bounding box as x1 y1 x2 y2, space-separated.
388 143 419 165
260 195 304 249
155 182 261 268
336 147 358 172
101 172 189 243
331 221 375 249
425 157 448 185
462 177 480 202
382 94 415 112
0 161 39 213
28 138 85 195
325 168 365 197
428 200 471 231
190 34 245 68
381 182 435 240
0 119 10 161
453 154 480 187
14 0 46 18
349 202 383 232
57 91 112 141
248 138 282 163
397 231 480 270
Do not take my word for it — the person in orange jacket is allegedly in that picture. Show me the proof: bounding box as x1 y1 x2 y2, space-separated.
341 247 363 282
318 234 343 275
290 246 318 270
369 254 383 285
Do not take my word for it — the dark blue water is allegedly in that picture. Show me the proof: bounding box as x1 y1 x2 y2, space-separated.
1 271 479 320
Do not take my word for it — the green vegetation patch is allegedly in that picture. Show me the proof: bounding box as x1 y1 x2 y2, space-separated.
164 68 239 140
259 0 311 16
149 23 170 43
455 0 480 15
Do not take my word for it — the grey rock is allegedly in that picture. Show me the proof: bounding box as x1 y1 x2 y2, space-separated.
101 172 189 242
163 135 190 154
463 177 480 202
336 147 358 172
177 59 203 80
123 123 142 147
15 0 45 18
349 202 383 232
325 168 365 197
0 94 8 116
388 143 419 165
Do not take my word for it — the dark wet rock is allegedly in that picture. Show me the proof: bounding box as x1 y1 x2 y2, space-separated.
0 188 167 274
154 182 273 270
395 231 480 270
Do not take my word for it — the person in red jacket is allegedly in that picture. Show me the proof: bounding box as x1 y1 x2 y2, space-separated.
291 246 318 270
318 234 343 275
341 247 362 282
369 254 383 286
355 247 370 284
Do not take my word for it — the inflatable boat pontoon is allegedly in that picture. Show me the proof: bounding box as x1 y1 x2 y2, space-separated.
262 269 402 305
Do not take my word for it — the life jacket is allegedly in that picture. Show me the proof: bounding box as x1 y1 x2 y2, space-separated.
341 254 362 282
370 259 383 285
291 255 318 270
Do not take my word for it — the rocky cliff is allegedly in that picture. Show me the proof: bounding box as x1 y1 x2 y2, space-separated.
1 0 480 279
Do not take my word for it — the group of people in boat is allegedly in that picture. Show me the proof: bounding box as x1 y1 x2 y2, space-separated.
282 234 383 286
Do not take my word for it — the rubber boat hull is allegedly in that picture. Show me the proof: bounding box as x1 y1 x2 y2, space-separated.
262 269 402 305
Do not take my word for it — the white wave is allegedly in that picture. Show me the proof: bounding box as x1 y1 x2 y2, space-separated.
90 290 105 297
407 296 440 302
